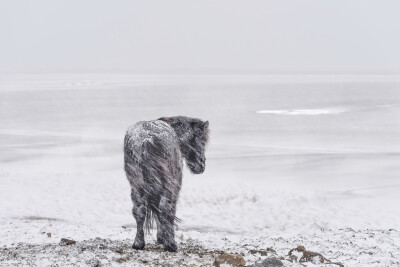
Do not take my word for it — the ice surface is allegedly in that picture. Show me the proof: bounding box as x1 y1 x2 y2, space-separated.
0 73 400 265
257 108 346 115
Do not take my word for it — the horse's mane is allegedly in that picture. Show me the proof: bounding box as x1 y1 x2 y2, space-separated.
158 116 209 144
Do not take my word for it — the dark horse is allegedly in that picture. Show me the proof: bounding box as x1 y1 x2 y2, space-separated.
124 116 209 252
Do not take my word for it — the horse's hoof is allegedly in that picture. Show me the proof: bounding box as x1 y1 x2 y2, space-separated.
164 242 177 252
156 236 164 245
132 242 145 250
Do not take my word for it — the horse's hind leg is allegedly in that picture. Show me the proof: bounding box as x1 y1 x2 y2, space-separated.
131 188 147 250
158 194 178 252
154 210 163 245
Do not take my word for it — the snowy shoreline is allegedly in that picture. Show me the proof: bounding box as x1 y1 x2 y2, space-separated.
1 218 399 266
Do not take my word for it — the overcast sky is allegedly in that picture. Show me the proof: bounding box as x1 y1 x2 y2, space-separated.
1 0 400 73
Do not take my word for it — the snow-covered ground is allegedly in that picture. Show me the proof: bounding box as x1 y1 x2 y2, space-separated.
1 73 400 266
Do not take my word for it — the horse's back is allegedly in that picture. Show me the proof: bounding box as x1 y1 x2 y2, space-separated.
124 120 175 156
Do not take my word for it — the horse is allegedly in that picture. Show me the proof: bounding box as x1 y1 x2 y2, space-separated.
124 116 209 252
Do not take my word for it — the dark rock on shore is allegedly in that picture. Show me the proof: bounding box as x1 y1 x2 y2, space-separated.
246 257 284 267
59 238 76 246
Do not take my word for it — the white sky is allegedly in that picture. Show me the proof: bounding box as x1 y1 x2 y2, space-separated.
1 0 400 73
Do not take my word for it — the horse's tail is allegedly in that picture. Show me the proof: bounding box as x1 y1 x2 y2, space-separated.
140 146 156 234
141 139 182 234
144 206 155 235
143 204 182 234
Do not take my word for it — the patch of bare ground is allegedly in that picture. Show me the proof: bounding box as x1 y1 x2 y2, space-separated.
0 238 227 267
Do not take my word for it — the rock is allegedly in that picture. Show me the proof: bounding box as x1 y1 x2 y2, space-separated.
266 248 276 254
248 248 277 257
287 246 344 267
288 254 297 262
115 257 129 263
249 249 268 256
87 258 101 267
113 247 124 254
59 238 76 246
247 257 284 267
214 253 246 267
47 233 51 238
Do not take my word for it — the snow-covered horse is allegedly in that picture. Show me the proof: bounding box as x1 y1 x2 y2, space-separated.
124 116 209 252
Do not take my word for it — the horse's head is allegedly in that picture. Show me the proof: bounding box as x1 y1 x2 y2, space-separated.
159 116 209 174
